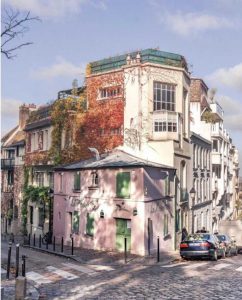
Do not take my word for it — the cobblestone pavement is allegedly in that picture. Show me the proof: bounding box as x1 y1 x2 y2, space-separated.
2 240 242 299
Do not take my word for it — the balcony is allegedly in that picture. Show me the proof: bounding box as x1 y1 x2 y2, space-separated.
1 159 15 169
180 188 189 202
210 102 223 121
211 152 222 165
152 111 180 141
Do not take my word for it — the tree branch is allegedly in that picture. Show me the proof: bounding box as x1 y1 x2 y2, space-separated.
1 7 40 59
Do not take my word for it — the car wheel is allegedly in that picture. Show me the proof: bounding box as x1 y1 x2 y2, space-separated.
211 250 218 261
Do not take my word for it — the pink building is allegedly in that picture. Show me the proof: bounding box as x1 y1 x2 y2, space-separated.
53 150 176 256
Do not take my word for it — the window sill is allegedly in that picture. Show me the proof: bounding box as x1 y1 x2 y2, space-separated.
72 189 81 193
88 186 99 190
85 234 94 239
97 96 122 101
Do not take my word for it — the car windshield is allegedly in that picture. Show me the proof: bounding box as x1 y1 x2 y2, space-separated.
185 234 210 241
217 235 228 241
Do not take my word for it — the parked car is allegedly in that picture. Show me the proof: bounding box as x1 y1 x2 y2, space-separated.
216 234 238 256
180 233 226 261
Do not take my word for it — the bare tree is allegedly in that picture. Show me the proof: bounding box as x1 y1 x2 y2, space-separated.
1 8 40 59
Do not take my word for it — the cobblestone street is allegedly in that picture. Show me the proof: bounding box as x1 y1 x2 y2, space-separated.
1 240 242 299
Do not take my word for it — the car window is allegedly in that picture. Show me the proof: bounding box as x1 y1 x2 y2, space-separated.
217 235 226 241
186 234 210 241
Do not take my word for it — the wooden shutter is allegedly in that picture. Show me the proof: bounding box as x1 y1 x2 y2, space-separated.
116 172 131 198
74 172 80 190
72 211 80 233
86 213 94 236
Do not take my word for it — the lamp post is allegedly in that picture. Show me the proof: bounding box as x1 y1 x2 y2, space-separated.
190 187 196 233
48 188 54 242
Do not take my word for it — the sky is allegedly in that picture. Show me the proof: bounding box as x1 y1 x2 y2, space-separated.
1 0 242 172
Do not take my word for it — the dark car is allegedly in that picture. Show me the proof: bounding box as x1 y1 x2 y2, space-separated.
216 234 238 256
180 233 226 261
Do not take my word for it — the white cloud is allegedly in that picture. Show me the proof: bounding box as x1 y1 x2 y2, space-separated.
207 63 242 92
1 98 24 119
6 0 107 19
159 11 235 36
32 57 84 79
1 98 24 135
217 95 242 132
166 12 233 36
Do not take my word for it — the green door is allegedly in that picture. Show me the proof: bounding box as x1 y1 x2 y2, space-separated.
116 219 131 251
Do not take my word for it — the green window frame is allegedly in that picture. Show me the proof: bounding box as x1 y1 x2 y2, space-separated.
72 211 80 233
86 213 94 236
164 214 169 236
116 172 131 198
73 171 81 191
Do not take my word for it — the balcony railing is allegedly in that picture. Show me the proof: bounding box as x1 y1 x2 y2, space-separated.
1 159 15 169
180 188 189 202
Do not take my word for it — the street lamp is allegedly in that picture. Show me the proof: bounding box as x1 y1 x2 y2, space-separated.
190 187 196 233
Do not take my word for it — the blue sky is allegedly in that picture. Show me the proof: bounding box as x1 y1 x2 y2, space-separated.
2 0 242 171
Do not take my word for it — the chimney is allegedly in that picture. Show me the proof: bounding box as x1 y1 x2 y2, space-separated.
19 104 36 129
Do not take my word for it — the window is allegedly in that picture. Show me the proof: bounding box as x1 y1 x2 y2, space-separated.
164 214 169 236
153 82 175 111
116 172 131 198
91 172 99 187
153 111 177 133
7 170 14 185
99 86 121 99
38 207 45 227
49 172 54 189
212 140 218 152
36 172 44 187
110 128 122 135
72 211 80 233
29 206 33 225
73 172 81 190
86 213 94 236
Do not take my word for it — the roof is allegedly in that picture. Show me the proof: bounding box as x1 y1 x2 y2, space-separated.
89 48 188 74
1 126 18 144
191 132 212 146
24 117 52 131
55 150 175 171
2 127 26 148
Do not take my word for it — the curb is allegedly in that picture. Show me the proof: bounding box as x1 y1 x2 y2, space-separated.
22 244 179 267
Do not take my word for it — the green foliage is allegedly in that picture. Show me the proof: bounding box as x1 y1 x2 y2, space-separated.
202 111 218 124
21 166 50 235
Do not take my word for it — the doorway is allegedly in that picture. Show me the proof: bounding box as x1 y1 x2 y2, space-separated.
115 218 131 251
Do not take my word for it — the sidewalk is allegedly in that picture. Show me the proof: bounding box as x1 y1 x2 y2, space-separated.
2 234 180 267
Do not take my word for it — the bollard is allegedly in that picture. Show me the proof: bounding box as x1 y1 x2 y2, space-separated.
39 235 41 248
46 240 48 250
15 243 20 278
15 276 26 300
28 233 31 246
71 237 74 255
6 242 12 279
21 255 26 277
157 236 160 263
33 234 36 247
124 237 127 264
53 236 55 252
61 237 64 253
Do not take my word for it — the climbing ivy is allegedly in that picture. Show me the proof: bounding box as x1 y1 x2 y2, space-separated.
49 94 87 165
21 166 51 235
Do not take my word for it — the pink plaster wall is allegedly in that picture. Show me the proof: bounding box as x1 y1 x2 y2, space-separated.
53 166 175 255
